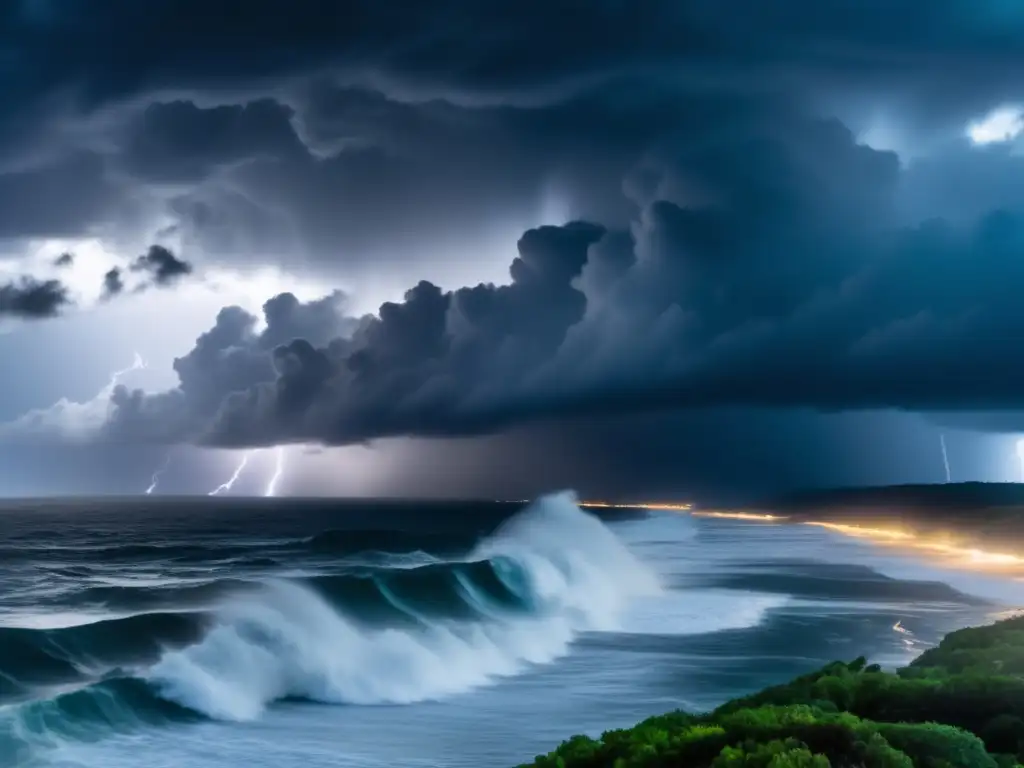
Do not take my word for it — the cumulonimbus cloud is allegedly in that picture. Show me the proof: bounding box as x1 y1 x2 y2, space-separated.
6 1 1024 449
6 114 1010 449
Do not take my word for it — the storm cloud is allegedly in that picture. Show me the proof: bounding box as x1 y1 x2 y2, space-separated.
101 268 124 300
130 245 194 286
3 1 1024 275
73 109 1024 449
0 277 70 319
4 0 1024 496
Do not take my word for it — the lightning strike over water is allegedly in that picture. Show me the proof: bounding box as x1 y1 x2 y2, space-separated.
939 434 951 483
145 453 173 495
1017 439 1024 482
264 446 286 497
208 452 253 496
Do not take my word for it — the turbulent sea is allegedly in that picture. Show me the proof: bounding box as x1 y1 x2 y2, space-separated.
0 491 1021 767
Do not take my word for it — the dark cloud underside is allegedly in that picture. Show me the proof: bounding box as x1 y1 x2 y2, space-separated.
2 0 1024 476
130 245 193 285
0 277 69 319
92 111 1024 448
3 1 1024 263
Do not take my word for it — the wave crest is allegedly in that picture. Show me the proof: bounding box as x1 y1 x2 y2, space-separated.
149 490 659 719
1 489 659 761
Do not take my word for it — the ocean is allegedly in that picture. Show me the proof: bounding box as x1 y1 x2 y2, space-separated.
0 491 1020 767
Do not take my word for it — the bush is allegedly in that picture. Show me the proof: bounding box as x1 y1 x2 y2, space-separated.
983 716 1024 756
875 722 996 768
519 616 1024 768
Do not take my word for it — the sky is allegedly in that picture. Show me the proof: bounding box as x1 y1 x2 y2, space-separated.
3 0 1024 501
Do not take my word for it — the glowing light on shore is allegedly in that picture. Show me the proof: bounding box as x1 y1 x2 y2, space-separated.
691 511 787 522
804 521 1024 571
804 521 914 542
579 501 693 511
503 498 1022 574
497 499 694 512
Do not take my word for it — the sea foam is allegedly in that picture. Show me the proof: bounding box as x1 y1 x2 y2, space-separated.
148 491 660 720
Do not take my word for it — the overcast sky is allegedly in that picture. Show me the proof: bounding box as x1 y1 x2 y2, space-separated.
3 0 1024 501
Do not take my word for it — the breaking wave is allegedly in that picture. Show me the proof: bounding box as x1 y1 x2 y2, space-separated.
0 491 660 757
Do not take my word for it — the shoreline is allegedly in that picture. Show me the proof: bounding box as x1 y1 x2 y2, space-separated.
520 615 1024 767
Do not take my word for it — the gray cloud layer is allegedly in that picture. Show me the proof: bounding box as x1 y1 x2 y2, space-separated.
92 112 1024 448
4 1 1024 269
0 277 69 318
5 0 1024 453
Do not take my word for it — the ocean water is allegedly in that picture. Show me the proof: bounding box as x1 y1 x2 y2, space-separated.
0 491 1020 768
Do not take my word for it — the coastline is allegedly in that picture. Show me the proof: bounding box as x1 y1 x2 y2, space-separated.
520 615 1024 767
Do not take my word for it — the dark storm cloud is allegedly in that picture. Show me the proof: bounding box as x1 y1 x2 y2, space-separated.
101 268 123 300
0 152 124 238
928 411 1024 434
100 246 194 301
5 0 1024 454
91 111 1024 448
133 82 697 269
117 100 306 185
5 1 1024 108
1 0 1023 263
0 276 70 319
898 140 1024 224
400 410 953 504
100 290 356 443
129 245 193 285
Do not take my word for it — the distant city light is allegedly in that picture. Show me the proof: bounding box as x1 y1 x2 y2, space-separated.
690 511 786 522
804 521 1023 571
579 501 693 511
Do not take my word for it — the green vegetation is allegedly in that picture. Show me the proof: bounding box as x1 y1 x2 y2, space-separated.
521 616 1024 768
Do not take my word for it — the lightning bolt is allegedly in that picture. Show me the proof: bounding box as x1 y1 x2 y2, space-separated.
264 446 286 497
208 451 253 496
939 434 951 483
145 452 173 495
116 352 146 379
102 352 146 397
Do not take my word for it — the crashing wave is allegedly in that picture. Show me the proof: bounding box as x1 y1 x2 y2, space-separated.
0 491 659 748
